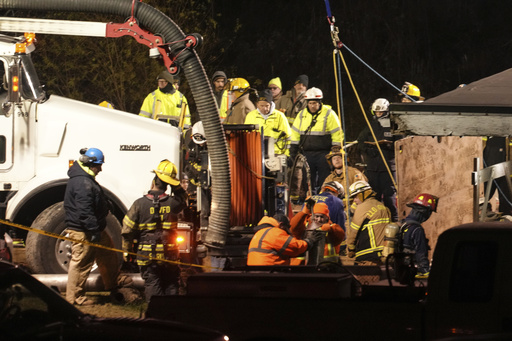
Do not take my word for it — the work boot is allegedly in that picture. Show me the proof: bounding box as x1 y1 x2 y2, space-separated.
74 296 95 306
109 287 125 304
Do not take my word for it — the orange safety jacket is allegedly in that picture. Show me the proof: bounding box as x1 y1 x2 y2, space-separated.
290 211 345 257
247 216 309 266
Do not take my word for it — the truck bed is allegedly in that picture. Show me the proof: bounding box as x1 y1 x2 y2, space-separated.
147 270 426 341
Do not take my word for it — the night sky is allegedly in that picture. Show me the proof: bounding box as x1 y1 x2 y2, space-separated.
208 0 512 139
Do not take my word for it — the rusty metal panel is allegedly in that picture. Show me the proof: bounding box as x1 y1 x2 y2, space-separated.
395 136 482 252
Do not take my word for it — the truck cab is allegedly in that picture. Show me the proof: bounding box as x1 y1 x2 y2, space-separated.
0 32 182 274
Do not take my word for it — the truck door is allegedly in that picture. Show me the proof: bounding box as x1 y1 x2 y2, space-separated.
427 240 502 339
0 58 13 171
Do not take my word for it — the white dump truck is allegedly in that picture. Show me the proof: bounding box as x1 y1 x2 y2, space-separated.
0 24 183 273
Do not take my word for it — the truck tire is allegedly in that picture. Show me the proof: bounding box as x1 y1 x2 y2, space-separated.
25 202 122 274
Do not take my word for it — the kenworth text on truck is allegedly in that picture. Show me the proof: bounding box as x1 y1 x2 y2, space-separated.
0 0 289 274
0 0 236 274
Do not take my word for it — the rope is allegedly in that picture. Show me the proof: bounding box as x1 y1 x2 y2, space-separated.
1 218 220 270
341 44 418 103
332 49 352 226
323 4 399 203
337 50 398 191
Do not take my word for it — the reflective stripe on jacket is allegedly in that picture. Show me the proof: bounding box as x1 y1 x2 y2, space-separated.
122 190 187 266
244 107 292 155
347 197 391 261
290 211 345 257
290 105 343 152
247 216 309 266
139 88 191 128
218 90 229 122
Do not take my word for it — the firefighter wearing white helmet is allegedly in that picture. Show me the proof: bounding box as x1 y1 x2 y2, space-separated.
371 98 390 118
346 180 391 264
289 87 343 200
356 97 399 221
184 121 213 266
224 77 256 124
122 159 188 302
191 121 206 145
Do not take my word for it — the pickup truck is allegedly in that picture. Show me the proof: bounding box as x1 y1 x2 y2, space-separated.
146 221 512 341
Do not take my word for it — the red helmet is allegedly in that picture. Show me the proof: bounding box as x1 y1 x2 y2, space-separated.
407 193 439 212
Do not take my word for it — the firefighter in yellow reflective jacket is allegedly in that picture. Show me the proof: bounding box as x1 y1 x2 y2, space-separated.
121 160 188 302
244 89 291 156
289 87 343 196
346 181 391 265
139 70 191 128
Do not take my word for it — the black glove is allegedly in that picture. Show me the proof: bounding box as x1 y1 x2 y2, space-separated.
172 184 188 202
304 231 325 250
90 231 102 243
305 198 316 213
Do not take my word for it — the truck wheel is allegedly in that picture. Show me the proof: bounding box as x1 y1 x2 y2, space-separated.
25 202 122 274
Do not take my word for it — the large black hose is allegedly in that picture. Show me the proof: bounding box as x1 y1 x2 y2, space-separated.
0 0 231 248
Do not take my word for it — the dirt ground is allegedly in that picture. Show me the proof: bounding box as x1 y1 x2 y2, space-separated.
73 292 148 318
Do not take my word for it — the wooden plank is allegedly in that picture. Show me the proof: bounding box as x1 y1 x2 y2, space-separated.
395 136 482 253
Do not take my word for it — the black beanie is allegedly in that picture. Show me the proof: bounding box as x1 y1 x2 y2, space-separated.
257 89 273 103
295 74 309 88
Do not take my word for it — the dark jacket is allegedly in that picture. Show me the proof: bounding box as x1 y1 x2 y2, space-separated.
122 189 187 265
401 219 430 274
64 161 109 233
357 117 396 172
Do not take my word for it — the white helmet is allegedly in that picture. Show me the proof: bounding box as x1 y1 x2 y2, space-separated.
321 181 345 198
191 121 206 145
348 180 372 198
304 87 323 100
371 98 389 112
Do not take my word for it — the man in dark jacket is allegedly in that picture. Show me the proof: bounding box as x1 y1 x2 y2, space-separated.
122 159 188 302
357 98 399 221
64 147 119 305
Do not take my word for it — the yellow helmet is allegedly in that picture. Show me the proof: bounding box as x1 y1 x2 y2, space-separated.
99 101 114 109
401 82 421 98
153 159 180 186
227 78 249 91
227 78 250 99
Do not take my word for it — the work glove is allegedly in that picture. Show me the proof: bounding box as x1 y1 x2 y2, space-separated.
90 231 102 243
347 245 356 258
302 197 316 215
172 184 188 202
304 230 325 250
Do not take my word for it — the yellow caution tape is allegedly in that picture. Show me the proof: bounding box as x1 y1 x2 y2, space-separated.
0 218 220 270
